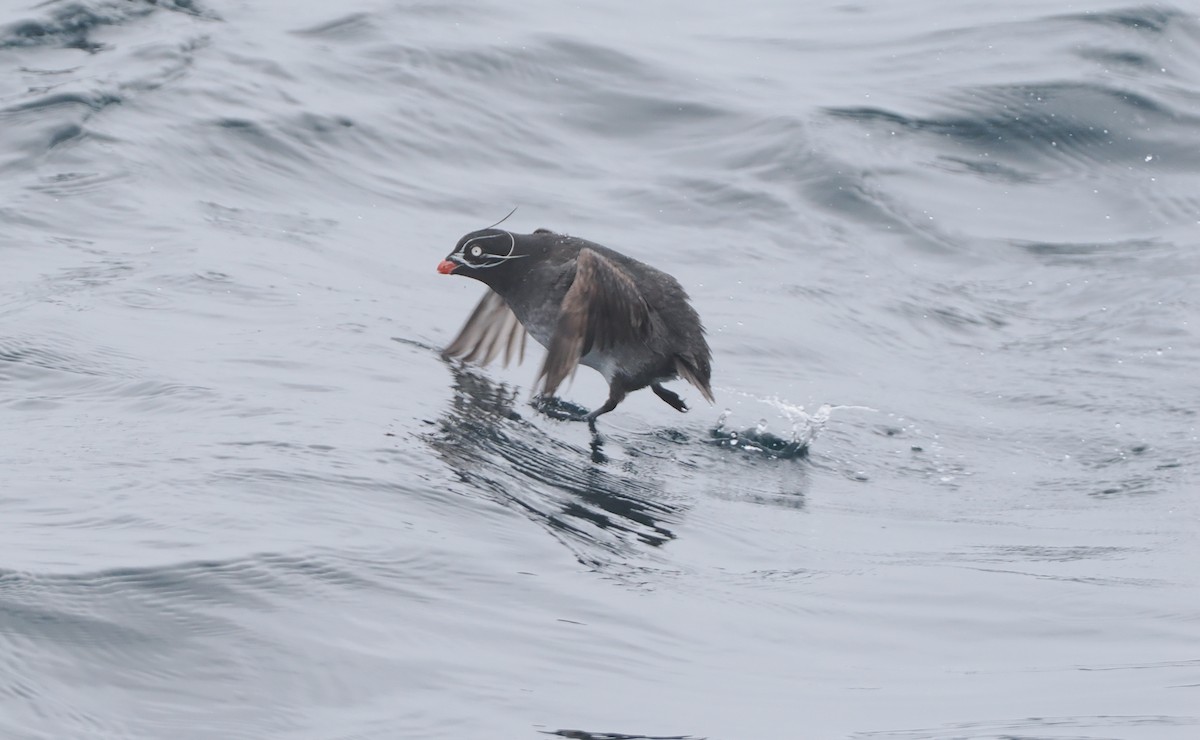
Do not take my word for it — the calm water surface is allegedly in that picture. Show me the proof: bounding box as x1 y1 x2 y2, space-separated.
2 1 1198 738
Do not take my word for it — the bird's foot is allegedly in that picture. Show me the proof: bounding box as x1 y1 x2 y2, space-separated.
651 383 689 413
532 395 592 422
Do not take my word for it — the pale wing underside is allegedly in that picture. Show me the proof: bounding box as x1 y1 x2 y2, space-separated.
442 289 527 368
536 248 651 398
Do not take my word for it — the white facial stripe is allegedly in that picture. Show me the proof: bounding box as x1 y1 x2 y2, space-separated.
452 230 524 269
463 232 508 250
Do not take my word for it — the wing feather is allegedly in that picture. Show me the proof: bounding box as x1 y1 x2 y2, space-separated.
535 248 651 397
442 289 528 368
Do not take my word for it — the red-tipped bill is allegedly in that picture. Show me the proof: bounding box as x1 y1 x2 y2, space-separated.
437 259 458 275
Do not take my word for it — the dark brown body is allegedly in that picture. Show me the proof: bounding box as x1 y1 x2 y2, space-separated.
438 228 713 423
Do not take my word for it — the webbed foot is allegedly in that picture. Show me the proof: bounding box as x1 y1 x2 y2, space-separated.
652 383 689 413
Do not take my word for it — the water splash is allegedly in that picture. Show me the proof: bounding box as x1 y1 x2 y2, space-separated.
709 389 875 460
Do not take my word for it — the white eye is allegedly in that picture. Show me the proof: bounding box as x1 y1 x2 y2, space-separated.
470 245 483 257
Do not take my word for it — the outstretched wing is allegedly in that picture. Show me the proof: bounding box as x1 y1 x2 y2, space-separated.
442 289 527 368
536 248 651 397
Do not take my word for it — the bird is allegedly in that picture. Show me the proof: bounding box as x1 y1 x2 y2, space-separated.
436 226 713 424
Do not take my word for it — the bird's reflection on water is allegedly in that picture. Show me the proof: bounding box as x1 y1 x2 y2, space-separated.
425 362 682 561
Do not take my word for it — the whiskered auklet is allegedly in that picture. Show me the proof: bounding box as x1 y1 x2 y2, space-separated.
437 227 713 423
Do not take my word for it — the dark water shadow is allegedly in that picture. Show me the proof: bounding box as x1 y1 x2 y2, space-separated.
424 361 684 565
542 730 704 740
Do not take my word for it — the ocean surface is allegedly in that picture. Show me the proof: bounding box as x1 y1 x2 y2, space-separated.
2 0 1198 738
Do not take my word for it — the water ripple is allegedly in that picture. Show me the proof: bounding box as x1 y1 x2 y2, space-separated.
425 364 683 564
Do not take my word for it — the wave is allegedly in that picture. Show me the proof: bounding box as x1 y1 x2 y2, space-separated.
0 0 217 52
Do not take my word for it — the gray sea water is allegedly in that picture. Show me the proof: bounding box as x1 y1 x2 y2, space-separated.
2 1 1199 738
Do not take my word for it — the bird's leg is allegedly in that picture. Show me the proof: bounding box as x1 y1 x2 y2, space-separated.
651 383 689 413
584 386 627 428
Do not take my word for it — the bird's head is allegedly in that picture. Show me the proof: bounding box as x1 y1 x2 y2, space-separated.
437 229 528 286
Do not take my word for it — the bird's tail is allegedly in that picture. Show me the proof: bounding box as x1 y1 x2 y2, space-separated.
675 355 714 404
